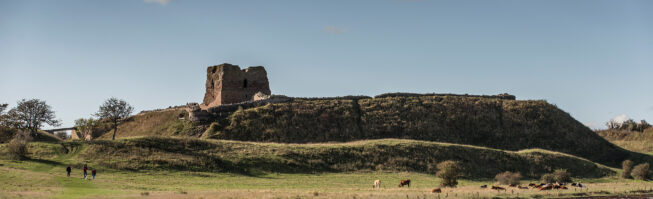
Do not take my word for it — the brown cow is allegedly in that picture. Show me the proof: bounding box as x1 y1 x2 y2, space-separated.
491 186 506 192
431 188 442 193
398 179 411 187
528 183 536 187
480 185 487 188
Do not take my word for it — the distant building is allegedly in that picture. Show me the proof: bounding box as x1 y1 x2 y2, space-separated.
201 63 271 108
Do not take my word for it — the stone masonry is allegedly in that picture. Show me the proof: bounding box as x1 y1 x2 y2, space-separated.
201 63 271 108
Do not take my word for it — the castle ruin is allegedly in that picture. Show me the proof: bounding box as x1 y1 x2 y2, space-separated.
201 63 271 107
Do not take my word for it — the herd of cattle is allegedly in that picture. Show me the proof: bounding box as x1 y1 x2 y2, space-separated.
371 179 586 193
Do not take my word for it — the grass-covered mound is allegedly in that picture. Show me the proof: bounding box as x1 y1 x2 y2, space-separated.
596 128 653 154
202 95 635 167
96 108 201 139
6 137 615 179
0 127 62 143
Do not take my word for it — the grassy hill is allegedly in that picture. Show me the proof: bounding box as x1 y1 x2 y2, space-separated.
596 128 653 155
3 137 615 179
105 94 649 168
0 127 62 143
202 95 642 167
96 108 201 139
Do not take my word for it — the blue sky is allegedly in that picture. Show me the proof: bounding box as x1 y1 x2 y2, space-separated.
1 0 652 129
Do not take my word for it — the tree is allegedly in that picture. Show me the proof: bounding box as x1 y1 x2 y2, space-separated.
435 160 462 187
95 98 133 140
541 173 555 183
5 99 61 135
0 103 7 114
495 171 521 185
552 169 572 183
638 120 651 132
0 103 8 126
632 163 650 180
622 160 634 179
7 130 32 160
74 118 102 140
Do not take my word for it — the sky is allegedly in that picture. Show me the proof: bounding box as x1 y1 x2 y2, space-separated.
1 0 652 129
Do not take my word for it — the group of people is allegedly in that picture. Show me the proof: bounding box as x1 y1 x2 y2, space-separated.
66 164 97 180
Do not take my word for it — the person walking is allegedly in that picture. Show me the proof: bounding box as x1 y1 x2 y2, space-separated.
66 165 71 177
91 168 96 180
83 164 88 179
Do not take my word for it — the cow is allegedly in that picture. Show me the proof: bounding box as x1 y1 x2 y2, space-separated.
528 183 536 187
373 180 381 188
538 184 553 191
491 186 506 192
509 184 517 187
480 185 487 188
398 179 411 188
431 188 442 193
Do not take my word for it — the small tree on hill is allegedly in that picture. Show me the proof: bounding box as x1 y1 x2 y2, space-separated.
5 99 61 135
541 173 555 183
0 103 7 126
95 98 133 140
553 169 571 183
7 130 32 160
632 163 650 180
622 160 634 179
495 171 521 185
74 118 102 140
435 160 462 187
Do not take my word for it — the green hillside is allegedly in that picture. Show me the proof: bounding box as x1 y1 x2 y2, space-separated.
596 128 653 154
200 95 639 167
1 137 614 179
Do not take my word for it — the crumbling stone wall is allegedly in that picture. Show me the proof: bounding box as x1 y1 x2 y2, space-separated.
202 63 271 107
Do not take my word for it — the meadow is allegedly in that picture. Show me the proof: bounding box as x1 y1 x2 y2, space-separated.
1 137 653 199
2 158 653 199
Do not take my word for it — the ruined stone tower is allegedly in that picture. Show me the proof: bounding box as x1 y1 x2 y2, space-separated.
201 63 271 107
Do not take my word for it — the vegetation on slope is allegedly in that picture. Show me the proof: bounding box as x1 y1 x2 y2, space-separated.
96 109 201 139
597 128 653 154
2 137 615 179
203 95 637 167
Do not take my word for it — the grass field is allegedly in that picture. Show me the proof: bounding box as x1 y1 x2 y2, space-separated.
2 158 653 199
1 137 653 198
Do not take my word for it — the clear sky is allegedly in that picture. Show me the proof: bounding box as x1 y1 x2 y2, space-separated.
1 0 651 129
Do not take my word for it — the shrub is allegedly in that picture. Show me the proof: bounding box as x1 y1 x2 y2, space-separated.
622 160 634 179
495 171 522 185
435 160 462 187
541 173 555 183
553 169 572 183
7 131 32 160
632 163 650 180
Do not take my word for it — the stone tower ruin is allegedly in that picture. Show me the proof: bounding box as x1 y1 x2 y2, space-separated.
201 63 271 107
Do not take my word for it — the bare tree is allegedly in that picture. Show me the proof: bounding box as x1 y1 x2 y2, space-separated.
95 98 133 140
5 99 61 135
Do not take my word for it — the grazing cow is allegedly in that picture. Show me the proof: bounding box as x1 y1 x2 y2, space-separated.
491 186 506 192
373 180 381 188
578 183 585 188
528 183 536 187
480 185 487 188
398 179 411 188
538 184 553 191
509 184 518 187
571 183 577 186
518 185 529 189
560 186 568 190
431 188 442 193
